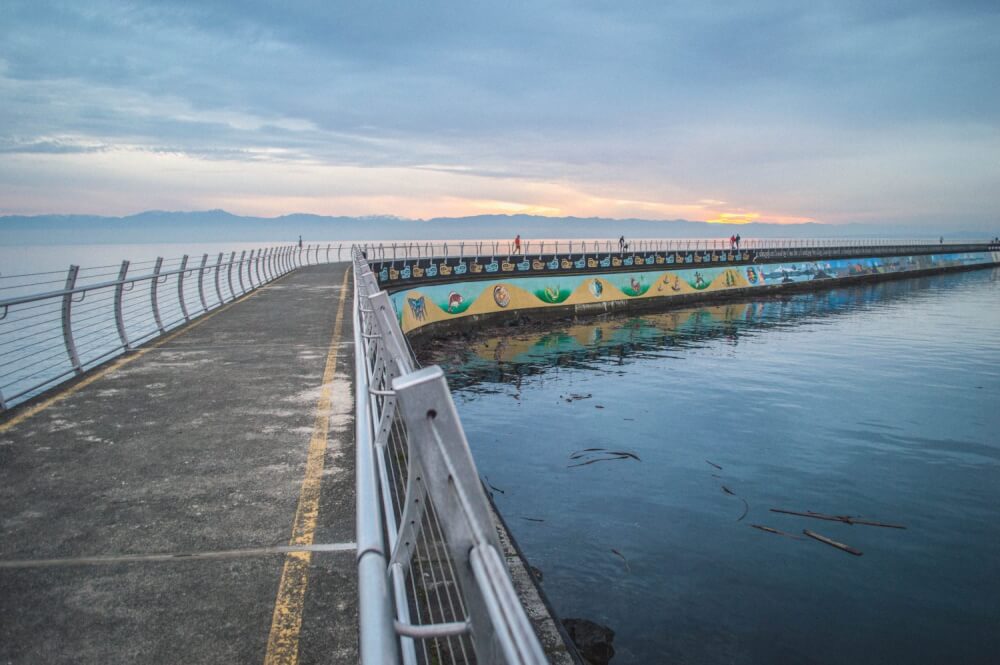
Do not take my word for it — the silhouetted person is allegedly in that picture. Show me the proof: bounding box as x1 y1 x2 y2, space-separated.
735 233 741 250
298 235 303 249
619 235 625 252
514 234 521 254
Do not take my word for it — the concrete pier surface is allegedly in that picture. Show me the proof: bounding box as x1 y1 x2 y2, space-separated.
0 264 357 664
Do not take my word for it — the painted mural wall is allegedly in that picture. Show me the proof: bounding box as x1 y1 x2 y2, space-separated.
389 252 995 334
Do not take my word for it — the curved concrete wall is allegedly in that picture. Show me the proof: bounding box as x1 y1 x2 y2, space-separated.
389 251 997 334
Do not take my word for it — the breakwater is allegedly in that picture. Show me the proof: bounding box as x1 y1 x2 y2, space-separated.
381 247 998 334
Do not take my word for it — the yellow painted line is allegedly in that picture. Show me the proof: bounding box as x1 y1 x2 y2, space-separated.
264 269 350 665
0 276 289 434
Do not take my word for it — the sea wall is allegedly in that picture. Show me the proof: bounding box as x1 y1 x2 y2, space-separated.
388 251 997 334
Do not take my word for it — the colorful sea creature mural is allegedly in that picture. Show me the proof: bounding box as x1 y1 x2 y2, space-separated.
388 251 994 333
426 264 438 277
536 284 571 304
412 265 425 278
623 276 647 297
493 284 511 308
407 296 427 321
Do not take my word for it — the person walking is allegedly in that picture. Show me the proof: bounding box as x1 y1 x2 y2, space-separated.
619 235 626 252
298 235 303 249
735 233 741 250
514 234 521 254
729 234 736 250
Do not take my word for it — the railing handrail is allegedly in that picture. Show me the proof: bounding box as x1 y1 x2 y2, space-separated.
0 243 350 410
352 246 547 664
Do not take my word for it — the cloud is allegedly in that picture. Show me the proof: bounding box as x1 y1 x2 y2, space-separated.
0 0 998 226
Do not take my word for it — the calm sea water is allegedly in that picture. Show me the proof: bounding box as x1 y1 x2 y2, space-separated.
424 268 1000 665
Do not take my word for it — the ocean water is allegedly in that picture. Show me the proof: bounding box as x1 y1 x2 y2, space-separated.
423 268 1000 665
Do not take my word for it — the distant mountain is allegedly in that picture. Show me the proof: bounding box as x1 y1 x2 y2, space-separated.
0 210 986 245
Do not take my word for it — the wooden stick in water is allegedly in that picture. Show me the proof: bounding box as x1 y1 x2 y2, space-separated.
771 508 906 530
803 529 863 556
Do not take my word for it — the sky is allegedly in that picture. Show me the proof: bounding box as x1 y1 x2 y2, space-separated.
1 1 998 228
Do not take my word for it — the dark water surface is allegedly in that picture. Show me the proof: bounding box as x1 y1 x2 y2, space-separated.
420 269 1000 665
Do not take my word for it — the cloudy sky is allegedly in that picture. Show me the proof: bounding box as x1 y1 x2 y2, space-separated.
1 1 998 227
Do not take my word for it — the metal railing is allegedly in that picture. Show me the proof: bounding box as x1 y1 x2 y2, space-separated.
354 237 990 261
353 248 546 665
0 243 348 410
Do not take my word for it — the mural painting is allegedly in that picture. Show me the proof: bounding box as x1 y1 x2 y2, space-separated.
389 252 993 333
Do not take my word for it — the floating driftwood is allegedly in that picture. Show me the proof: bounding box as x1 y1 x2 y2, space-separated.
803 529 863 556
521 517 545 523
771 508 906 530
568 448 641 468
705 460 723 470
737 498 749 522
749 524 804 540
611 548 631 573
721 485 736 496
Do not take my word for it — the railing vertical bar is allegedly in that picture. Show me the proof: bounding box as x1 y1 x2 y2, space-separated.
151 257 166 334
197 254 209 313
177 255 190 322
61 265 82 375
113 260 131 351
214 253 224 306
237 250 247 295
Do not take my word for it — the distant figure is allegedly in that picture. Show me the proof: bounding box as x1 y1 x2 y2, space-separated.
939 236 944 244
619 235 626 252
514 234 521 254
735 233 741 250
298 235 303 249
729 234 736 250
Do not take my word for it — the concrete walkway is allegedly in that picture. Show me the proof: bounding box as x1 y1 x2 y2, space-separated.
0 264 357 664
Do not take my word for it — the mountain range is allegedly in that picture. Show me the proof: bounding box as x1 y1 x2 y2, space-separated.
0 210 986 245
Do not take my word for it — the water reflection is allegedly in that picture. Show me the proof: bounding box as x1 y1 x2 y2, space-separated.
422 274 974 390
420 268 1000 665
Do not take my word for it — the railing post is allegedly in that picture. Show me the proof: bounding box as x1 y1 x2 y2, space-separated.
177 254 191 322
61 265 83 375
151 257 166 334
326 243 331 263
114 260 131 351
254 248 264 286
237 250 247 294
245 249 256 290
260 247 271 282
214 253 224 306
197 253 209 313
226 251 237 300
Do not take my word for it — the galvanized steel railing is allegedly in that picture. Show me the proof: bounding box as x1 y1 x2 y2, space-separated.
353 248 546 665
355 237 989 261
0 243 348 410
